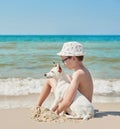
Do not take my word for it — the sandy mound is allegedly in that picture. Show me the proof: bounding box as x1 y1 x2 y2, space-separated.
31 106 69 122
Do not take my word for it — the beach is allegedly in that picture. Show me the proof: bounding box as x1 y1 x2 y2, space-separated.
0 103 120 129
0 35 120 128
0 0 120 126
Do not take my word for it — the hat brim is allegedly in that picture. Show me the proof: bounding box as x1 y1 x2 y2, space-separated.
57 52 84 56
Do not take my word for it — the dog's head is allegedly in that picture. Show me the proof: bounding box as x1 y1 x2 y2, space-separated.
44 62 62 79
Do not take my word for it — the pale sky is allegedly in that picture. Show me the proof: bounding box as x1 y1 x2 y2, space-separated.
0 0 120 35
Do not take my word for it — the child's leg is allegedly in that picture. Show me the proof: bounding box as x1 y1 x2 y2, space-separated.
36 78 56 107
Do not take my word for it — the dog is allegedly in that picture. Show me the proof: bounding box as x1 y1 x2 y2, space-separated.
44 63 94 120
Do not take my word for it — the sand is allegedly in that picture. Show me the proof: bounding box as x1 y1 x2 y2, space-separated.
0 103 120 129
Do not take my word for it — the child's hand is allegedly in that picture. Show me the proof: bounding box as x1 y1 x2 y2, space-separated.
52 98 63 112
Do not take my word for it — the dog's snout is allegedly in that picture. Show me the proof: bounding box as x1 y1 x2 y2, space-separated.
44 73 47 76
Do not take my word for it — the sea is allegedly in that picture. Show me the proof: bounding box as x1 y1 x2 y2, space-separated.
0 35 120 109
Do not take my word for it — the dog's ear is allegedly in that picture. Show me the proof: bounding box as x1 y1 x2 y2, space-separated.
53 62 57 67
58 64 62 73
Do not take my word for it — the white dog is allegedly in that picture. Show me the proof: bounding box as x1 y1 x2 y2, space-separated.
44 63 94 120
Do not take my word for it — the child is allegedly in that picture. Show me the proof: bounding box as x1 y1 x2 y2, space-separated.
36 41 93 115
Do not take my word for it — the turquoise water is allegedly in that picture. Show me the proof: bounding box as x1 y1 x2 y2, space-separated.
0 35 120 79
0 35 120 108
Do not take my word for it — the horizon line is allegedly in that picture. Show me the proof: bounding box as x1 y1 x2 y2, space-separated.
0 34 120 36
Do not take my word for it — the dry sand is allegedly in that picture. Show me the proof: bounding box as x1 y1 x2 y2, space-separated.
0 103 120 129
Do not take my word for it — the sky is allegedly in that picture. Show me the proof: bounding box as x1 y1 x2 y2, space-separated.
0 0 120 35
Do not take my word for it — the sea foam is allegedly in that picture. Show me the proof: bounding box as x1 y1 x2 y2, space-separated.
0 78 120 109
0 78 120 96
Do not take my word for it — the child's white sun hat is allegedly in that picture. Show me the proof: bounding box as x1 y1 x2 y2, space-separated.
57 41 84 56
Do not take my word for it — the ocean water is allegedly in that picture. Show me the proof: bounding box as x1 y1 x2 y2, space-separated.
0 35 120 108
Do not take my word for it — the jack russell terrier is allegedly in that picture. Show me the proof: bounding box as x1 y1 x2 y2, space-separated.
44 63 94 120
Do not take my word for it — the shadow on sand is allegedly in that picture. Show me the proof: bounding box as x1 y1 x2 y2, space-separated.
94 109 120 118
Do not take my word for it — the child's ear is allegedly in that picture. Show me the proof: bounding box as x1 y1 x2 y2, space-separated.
58 64 62 73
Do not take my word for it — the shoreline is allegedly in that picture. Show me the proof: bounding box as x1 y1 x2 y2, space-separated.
0 93 120 109
0 103 120 129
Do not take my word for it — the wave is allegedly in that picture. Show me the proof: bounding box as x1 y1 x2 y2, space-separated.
0 78 120 96
0 77 120 109
0 78 45 96
93 79 120 96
